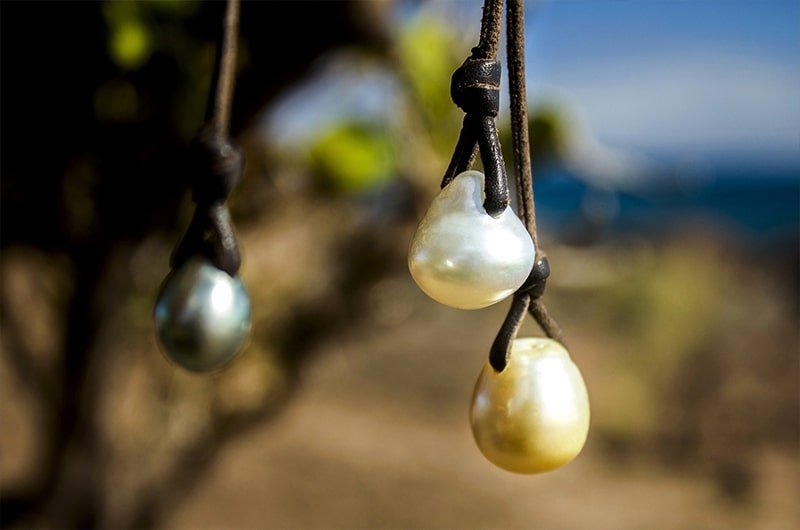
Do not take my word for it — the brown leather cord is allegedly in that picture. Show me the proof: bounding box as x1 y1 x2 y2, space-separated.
489 0 565 372
474 0 504 60
207 0 239 133
171 0 244 276
506 0 535 240
441 0 508 217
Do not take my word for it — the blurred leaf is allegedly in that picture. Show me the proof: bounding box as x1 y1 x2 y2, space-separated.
528 104 568 164
309 122 395 193
397 18 453 112
110 20 151 70
499 103 569 169
103 0 199 73
103 1 151 70
396 16 463 154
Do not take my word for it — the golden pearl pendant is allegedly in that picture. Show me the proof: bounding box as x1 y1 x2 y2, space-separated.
470 337 590 473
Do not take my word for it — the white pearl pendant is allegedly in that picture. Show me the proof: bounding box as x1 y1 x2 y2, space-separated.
154 257 251 373
408 170 535 310
470 338 590 474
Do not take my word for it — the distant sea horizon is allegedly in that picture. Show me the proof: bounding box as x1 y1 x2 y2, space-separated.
534 166 800 247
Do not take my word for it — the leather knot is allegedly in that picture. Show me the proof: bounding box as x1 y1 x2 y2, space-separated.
517 255 550 299
450 57 501 117
171 121 244 276
190 123 245 205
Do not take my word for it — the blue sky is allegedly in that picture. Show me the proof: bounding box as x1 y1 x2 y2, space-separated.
524 0 800 169
265 0 800 173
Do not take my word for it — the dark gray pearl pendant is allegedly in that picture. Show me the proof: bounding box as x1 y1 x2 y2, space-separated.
155 257 251 373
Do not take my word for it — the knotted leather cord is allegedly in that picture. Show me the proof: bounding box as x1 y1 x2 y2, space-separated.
438 0 563 372
441 0 508 217
171 0 244 276
507 0 563 346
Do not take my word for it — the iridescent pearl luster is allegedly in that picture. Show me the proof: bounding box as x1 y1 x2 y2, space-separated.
408 170 535 309
470 338 590 474
155 257 251 373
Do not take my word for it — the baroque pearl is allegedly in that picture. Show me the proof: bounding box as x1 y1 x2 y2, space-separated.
470 338 590 474
154 257 251 373
408 170 535 309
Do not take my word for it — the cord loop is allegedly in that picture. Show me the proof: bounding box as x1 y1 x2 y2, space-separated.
171 200 241 276
489 293 530 372
442 55 509 217
166 0 243 278
171 123 244 276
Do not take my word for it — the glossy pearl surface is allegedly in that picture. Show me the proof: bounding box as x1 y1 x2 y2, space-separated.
470 338 590 474
155 257 251 373
408 170 535 309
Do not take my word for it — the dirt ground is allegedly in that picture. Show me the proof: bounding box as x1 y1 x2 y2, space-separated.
2 238 797 529
165 284 800 529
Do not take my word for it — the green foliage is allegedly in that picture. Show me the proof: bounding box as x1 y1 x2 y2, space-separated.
396 18 455 117
527 104 568 165
395 16 464 154
103 0 200 70
100 0 211 139
499 103 569 168
309 122 395 193
111 20 151 70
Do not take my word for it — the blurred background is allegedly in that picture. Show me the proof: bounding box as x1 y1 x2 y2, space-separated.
1 0 798 528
